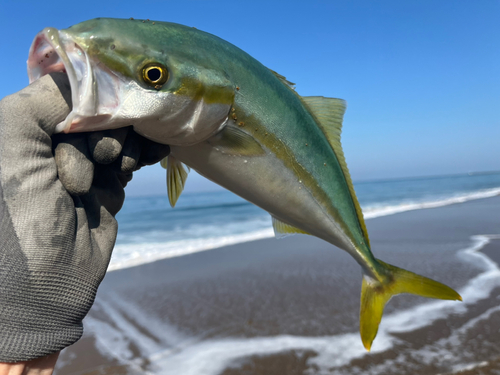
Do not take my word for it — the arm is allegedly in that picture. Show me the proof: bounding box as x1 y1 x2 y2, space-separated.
0 73 169 373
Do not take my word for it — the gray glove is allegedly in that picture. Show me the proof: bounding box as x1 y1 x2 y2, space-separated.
0 73 169 362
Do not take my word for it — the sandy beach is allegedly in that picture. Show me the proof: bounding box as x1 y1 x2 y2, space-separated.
54 196 500 375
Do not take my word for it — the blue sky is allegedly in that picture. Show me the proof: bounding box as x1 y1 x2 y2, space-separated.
1 0 499 196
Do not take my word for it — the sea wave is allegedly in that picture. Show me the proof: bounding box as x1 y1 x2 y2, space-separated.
109 187 500 271
109 229 274 271
362 186 500 219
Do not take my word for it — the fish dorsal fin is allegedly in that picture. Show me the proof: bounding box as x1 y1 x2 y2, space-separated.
301 96 370 247
272 216 309 239
160 156 190 208
269 69 296 90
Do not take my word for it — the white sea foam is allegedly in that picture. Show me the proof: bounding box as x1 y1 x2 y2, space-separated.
109 187 500 271
149 333 393 375
362 187 500 219
83 293 189 373
91 235 500 375
109 229 274 271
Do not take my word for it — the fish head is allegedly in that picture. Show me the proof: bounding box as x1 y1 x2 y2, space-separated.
27 18 235 145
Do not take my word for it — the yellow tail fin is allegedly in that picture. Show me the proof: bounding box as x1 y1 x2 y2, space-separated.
360 259 462 351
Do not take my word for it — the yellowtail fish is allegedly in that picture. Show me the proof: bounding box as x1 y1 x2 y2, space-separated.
27 18 461 350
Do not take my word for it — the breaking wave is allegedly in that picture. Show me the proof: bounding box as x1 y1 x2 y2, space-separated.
110 185 500 271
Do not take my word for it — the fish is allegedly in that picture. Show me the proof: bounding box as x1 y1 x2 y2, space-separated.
27 18 461 350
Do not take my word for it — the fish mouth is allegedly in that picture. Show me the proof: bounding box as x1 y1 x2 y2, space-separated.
27 27 118 133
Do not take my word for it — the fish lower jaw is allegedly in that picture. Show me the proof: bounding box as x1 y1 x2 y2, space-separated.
55 113 114 133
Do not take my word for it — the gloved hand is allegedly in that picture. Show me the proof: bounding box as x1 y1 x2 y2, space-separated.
0 73 170 366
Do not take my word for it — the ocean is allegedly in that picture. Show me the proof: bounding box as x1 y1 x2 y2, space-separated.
111 172 500 271
55 171 500 375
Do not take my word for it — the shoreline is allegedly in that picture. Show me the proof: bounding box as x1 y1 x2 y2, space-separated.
109 187 500 272
55 196 500 375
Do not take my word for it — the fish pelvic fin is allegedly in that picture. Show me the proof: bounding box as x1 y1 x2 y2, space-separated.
161 156 190 208
360 259 462 351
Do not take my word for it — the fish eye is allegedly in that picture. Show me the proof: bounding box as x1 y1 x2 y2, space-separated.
142 63 169 88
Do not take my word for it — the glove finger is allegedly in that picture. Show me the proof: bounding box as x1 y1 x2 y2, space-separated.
88 127 130 165
53 133 94 196
92 164 125 217
49 72 72 112
74 191 118 274
138 138 171 167
112 130 143 174
117 173 134 188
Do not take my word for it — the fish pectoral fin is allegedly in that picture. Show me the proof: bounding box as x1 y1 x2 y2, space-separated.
161 156 190 208
208 124 265 156
360 259 462 351
272 216 310 239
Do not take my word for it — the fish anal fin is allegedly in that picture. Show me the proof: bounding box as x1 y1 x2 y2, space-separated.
161 156 190 208
360 259 462 351
272 216 309 239
208 124 265 156
301 96 369 247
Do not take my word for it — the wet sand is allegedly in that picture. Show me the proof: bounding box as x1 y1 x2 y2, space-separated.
55 196 500 375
